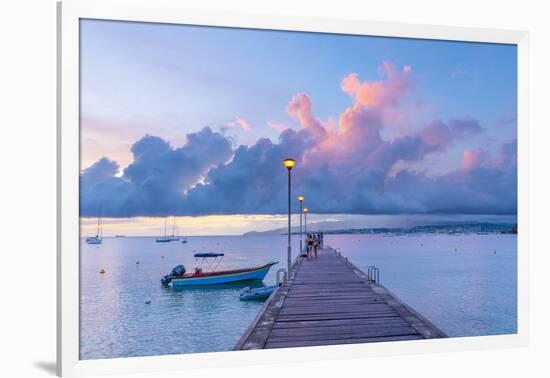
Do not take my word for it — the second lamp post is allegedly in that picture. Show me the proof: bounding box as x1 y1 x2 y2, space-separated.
283 158 296 275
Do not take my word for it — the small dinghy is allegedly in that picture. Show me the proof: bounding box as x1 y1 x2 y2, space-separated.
239 285 276 301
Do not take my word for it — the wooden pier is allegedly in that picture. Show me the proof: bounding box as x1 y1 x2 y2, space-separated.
235 247 446 350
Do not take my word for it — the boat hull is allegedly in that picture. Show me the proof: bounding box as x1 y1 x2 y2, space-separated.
86 238 102 245
170 263 276 287
240 285 276 301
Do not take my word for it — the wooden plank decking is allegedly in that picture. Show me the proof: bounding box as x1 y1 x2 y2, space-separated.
235 247 446 350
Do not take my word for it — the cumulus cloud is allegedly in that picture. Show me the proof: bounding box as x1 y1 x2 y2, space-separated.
80 127 233 216
286 93 327 141
462 149 486 170
81 62 516 217
420 118 484 150
386 147 517 214
341 62 412 108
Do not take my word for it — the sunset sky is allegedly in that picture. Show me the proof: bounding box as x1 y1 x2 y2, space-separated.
80 19 517 234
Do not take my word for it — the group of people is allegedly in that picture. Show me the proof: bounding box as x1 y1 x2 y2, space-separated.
304 232 324 259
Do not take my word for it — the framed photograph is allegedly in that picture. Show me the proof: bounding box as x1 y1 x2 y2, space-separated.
57 0 529 376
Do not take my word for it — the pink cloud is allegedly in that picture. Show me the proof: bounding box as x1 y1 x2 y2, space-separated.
462 149 485 170
341 62 412 108
304 104 384 175
420 120 453 148
286 93 327 141
283 63 485 184
227 117 252 131
236 117 251 130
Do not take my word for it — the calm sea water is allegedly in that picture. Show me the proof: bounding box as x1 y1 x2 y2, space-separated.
80 233 517 359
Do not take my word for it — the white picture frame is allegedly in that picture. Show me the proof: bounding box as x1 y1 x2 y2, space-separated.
57 0 529 376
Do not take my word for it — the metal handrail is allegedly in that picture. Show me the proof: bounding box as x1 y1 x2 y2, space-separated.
276 268 287 286
367 265 380 285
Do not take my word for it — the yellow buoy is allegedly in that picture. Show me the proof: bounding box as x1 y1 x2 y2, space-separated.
99 268 106 274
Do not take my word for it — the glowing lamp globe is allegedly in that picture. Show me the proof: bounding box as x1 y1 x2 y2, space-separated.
283 158 296 170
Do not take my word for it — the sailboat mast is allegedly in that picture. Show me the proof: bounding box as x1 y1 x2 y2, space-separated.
172 216 176 237
164 218 167 237
96 208 101 237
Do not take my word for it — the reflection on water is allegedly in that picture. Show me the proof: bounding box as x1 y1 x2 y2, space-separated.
80 233 517 359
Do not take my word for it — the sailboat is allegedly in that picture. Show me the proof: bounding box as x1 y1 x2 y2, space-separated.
169 217 180 242
156 218 171 243
86 209 103 244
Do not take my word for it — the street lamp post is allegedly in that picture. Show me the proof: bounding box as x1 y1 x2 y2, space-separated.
303 207 309 241
298 196 304 256
283 158 296 275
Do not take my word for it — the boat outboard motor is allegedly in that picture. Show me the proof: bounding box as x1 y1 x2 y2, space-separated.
161 264 186 286
171 265 186 276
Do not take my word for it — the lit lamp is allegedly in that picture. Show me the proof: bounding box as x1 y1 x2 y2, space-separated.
298 196 304 256
283 158 296 274
283 158 296 170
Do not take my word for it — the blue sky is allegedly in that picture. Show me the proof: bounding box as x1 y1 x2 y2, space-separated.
80 19 517 218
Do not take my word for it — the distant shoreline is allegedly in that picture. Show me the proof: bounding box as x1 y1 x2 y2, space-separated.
82 222 518 238
243 222 518 236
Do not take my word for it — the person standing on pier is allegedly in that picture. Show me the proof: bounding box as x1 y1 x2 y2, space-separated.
313 234 319 258
306 233 314 259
